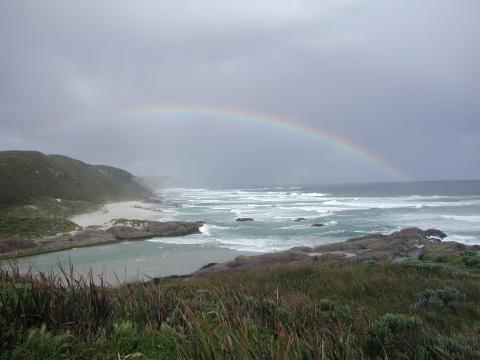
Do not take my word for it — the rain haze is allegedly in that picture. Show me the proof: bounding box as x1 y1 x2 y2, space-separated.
1 0 479 186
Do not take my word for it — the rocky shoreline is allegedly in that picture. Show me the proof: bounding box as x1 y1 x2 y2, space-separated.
3 223 479 281
0 220 203 259
179 228 480 278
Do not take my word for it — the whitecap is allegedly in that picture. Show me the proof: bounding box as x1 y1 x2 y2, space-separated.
200 224 210 235
147 237 216 245
277 225 307 230
301 192 328 198
325 220 338 226
441 215 480 223
445 234 480 245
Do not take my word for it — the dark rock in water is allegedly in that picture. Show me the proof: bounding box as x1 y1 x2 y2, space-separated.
294 218 307 222
236 217 254 222
196 221 207 225
424 229 447 240
108 220 202 240
311 223 325 227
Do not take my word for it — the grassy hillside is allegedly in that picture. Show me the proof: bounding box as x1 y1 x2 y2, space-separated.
1 256 479 359
0 151 151 206
0 151 152 239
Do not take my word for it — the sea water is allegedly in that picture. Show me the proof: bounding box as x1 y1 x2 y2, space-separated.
9 180 480 281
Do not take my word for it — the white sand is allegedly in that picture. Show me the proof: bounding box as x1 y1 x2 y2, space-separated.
71 201 162 227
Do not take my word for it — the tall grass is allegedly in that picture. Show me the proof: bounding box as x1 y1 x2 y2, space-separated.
1 260 479 359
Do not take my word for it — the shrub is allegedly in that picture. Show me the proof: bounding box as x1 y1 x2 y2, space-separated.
431 334 480 360
460 252 480 268
318 299 353 324
364 313 423 358
231 294 291 328
412 287 466 314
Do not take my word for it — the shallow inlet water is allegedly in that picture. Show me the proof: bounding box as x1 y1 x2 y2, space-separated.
9 180 480 282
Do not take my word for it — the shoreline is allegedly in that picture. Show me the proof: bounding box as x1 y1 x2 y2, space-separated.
7 245 257 284
1 200 156 260
0 236 124 260
6 227 480 284
0 200 263 283
0 199 196 260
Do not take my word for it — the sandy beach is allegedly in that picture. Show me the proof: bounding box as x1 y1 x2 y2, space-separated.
71 201 162 228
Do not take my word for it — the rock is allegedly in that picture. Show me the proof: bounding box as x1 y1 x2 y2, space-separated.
109 221 202 240
186 227 479 278
236 218 254 222
311 223 325 227
290 246 314 252
0 220 203 257
424 229 447 239
424 240 480 256
70 230 116 243
294 218 307 222
0 237 35 253
199 262 218 270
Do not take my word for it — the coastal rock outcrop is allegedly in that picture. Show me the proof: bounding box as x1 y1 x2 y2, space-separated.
0 220 203 258
109 221 202 239
236 218 254 222
424 229 447 240
294 218 306 222
0 237 35 253
189 228 480 277
311 223 325 227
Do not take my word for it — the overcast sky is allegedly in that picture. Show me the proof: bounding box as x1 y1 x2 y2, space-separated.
0 1 479 186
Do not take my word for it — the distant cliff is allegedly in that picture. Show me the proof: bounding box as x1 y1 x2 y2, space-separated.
0 151 151 205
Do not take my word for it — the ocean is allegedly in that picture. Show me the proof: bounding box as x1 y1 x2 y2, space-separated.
9 180 480 281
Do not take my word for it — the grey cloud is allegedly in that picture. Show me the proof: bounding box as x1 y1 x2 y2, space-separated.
0 0 479 185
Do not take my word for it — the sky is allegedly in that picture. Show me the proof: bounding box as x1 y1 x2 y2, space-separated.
0 0 479 186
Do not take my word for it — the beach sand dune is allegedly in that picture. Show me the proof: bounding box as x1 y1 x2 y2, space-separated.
71 201 161 228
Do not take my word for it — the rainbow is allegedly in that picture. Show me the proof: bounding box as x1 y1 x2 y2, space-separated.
82 104 409 181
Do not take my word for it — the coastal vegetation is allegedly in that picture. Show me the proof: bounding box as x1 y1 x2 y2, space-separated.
1 254 479 359
0 151 152 240
0 198 91 239
0 151 150 206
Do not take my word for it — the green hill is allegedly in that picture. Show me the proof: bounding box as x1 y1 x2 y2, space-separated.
0 151 151 205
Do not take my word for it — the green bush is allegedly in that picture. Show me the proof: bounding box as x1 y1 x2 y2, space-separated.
364 313 423 358
461 252 480 268
412 287 466 314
